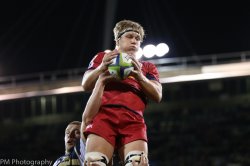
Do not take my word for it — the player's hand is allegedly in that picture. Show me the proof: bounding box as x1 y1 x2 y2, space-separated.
98 49 119 72
131 153 149 166
129 56 145 82
97 71 117 85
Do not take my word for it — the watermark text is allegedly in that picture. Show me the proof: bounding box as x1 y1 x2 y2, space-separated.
0 158 53 166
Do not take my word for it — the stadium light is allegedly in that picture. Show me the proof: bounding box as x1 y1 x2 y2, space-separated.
143 44 156 58
105 42 169 60
140 42 169 59
156 43 169 57
136 47 143 59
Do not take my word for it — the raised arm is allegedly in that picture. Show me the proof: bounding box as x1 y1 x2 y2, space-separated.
81 50 119 92
137 77 162 103
81 68 103 92
81 72 115 139
130 57 162 103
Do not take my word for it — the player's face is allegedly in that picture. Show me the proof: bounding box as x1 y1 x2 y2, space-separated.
64 123 81 152
117 31 141 56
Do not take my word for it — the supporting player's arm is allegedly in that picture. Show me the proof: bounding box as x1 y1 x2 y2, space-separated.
81 76 104 137
81 72 115 139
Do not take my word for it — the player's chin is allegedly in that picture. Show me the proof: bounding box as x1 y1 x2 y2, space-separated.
127 49 138 56
131 47 138 51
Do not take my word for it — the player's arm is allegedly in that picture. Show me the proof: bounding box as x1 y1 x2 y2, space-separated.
130 57 162 103
81 72 115 138
81 50 119 91
82 77 105 126
81 73 105 139
138 78 162 103
81 68 103 92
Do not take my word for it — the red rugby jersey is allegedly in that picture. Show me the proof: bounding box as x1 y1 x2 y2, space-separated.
86 52 160 115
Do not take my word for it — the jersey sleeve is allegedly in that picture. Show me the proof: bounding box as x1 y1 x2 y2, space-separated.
52 158 62 166
80 139 86 162
53 141 82 166
87 52 105 70
143 62 160 82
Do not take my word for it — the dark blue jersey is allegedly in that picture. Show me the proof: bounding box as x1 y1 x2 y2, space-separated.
53 139 85 166
53 151 81 166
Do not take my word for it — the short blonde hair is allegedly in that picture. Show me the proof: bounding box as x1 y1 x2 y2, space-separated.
113 20 145 42
68 121 81 126
65 121 81 131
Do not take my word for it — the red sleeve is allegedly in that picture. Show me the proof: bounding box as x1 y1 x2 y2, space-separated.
141 61 160 82
87 52 105 70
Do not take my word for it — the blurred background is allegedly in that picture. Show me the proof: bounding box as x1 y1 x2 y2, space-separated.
1 0 250 165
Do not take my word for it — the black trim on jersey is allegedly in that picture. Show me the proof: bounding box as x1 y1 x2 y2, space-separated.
103 104 143 118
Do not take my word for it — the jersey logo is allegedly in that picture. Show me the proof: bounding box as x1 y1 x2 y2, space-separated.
86 124 93 129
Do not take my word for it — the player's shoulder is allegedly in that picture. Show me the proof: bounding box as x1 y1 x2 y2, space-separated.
140 60 157 68
52 155 69 166
52 151 81 166
90 52 106 62
95 51 106 58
